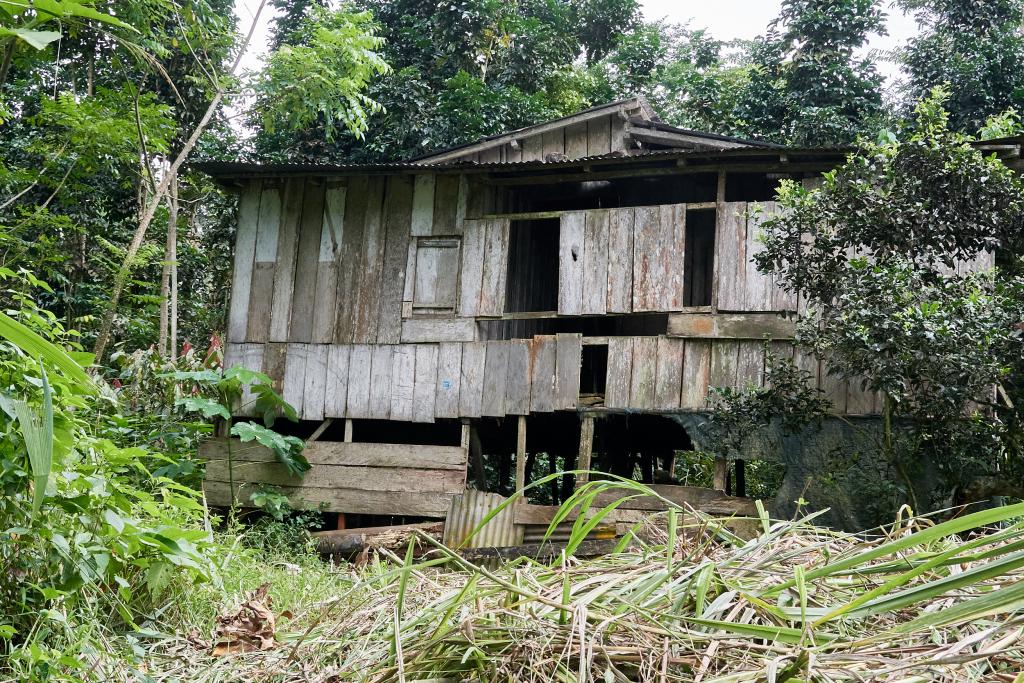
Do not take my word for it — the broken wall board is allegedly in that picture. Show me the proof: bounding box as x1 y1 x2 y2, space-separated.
311 184 346 344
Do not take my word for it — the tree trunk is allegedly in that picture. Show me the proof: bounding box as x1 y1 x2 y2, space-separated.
91 0 268 364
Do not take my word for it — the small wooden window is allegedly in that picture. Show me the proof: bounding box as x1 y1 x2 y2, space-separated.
412 236 460 315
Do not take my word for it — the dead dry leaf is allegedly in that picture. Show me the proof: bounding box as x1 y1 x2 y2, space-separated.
212 583 278 656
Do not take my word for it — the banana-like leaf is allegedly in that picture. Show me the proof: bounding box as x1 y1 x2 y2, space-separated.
12 363 54 520
0 27 61 49
0 311 94 391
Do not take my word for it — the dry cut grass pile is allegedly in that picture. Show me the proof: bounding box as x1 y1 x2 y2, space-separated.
144 485 1024 683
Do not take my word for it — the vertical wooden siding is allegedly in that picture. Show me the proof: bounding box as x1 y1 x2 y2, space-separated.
224 335 584 422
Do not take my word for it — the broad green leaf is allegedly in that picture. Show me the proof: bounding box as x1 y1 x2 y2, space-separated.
0 27 61 49
12 363 54 520
174 396 230 420
0 312 94 390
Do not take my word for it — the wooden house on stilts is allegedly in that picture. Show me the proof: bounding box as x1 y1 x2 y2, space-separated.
198 97 1014 541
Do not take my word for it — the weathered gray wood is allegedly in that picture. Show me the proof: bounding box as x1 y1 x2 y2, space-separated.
434 342 463 418
606 208 634 313
662 203 687 310
401 318 477 343
709 340 739 390
654 337 684 410
522 134 544 162
368 345 394 419
312 184 346 343
605 337 634 408
565 121 588 159
390 345 416 422
680 339 712 409
246 263 275 343
413 344 439 423
334 176 368 343
303 344 328 421
288 182 325 342
346 344 373 419
377 176 414 343
282 343 307 416
515 415 528 491
411 174 435 236
324 344 350 417
542 128 565 158
820 358 847 415
204 481 457 517
667 312 796 339
631 206 661 311
581 210 609 315
481 341 510 417
794 347 820 392
587 114 611 155
845 376 875 415
592 484 756 516
263 342 288 395
203 440 455 472
246 183 282 343
236 343 265 417
554 333 582 410
478 219 510 316
529 335 557 412
715 202 747 312
559 211 586 315
459 341 486 417
736 340 765 389
352 177 387 343
743 202 776 311
228 181 261 343
505 339 532 415
629 336 658 409
575 415 594 487
432 174 460 234
458 220 486 317
413 237 461 310
269 179 304 342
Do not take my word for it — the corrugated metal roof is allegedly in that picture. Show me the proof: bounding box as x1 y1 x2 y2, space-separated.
191 145 854 180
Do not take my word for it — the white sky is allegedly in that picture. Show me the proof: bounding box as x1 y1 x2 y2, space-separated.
233 0 919 86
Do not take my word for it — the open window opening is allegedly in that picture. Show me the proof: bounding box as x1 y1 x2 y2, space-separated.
580 344 608 402
684 209 715 307
505 218 559 313
503 173 718 213
479 312 669 340
725 172 783 202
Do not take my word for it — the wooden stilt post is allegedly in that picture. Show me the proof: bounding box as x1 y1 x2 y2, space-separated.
514 415 527 494
713 456 728 492
343 418 354 443
576 415 594 489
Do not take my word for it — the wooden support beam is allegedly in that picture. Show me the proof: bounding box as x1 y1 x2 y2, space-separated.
713 456 728 492
667 312 797 339
343 418 353 443
306 418 334 445
711 171 726 313
576 415 594 488
515 415 527 493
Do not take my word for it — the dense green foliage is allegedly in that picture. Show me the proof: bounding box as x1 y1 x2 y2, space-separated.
757 88 1024 506
899 0 1024 134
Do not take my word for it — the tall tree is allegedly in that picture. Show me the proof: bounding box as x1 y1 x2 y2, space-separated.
254 0 641 162
898 0 1024 134
736 0 887 144
755 88 1024 508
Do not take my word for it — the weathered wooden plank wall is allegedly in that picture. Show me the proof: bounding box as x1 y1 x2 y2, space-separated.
598 335 879 415
449 112 630 164
200 438 468 517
